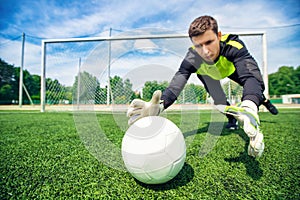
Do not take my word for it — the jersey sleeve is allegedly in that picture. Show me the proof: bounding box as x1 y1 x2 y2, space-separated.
161 52 198 109
224 35 265 104
224 35 255 65
226 35 263 85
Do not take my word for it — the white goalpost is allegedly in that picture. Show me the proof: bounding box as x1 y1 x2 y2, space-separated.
40 31 268 112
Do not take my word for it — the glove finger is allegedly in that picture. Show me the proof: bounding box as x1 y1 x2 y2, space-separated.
128 114 141 125
215 104 227 113
129 99 145 108
127 107 142 117
150 90 162 104
222 105 241 118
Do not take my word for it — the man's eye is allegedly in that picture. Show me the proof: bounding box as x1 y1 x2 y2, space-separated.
206 40 213 45
194 44 202 48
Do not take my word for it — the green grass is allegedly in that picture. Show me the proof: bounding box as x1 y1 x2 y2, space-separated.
0 109 299 199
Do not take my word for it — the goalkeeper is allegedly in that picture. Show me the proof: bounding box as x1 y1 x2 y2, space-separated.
127 15 278 158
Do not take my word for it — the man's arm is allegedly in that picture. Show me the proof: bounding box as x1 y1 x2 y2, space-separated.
227 36 265 106
161 57 197 109
127 50 197 125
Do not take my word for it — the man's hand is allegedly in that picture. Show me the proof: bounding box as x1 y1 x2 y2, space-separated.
127 90 163 125
223 104 260 137
215 101 260 137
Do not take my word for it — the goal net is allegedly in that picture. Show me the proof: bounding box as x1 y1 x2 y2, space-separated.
41 29 268 112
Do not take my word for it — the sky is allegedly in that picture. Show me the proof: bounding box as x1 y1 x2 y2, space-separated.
0 0 299 87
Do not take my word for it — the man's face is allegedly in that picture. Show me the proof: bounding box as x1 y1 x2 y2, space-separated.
191 30 222 62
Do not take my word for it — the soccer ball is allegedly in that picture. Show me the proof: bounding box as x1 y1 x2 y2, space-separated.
121 116 186 184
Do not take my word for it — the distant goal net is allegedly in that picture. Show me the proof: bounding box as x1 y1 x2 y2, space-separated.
40 29 268 112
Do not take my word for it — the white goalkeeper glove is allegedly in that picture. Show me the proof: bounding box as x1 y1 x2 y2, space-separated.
216 100 264 158
127 90 164 125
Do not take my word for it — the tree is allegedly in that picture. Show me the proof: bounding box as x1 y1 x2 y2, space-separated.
95 86 107 104
110 75 124 104
0 59 15 88
73 71 100 104
0 59 18 103
73 74 135 105
177 83 207 104
269 66 300 95
110 75 135 104
0 59 42 104
142 81 168 101
123 78 135 103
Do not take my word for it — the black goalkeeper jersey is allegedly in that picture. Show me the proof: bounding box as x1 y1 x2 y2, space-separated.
161 34 265 109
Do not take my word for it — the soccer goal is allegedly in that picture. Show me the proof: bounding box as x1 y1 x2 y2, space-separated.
40 29 268 112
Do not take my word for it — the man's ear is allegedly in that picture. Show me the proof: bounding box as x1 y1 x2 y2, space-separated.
218 31 222 40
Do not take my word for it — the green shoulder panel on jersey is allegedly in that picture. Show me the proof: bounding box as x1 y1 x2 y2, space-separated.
221 34 244 50
221 34 230 42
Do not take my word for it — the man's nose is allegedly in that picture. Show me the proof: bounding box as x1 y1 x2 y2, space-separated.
202 45 209 54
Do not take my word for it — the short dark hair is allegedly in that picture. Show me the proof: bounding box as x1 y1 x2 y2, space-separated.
188 15 218 38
